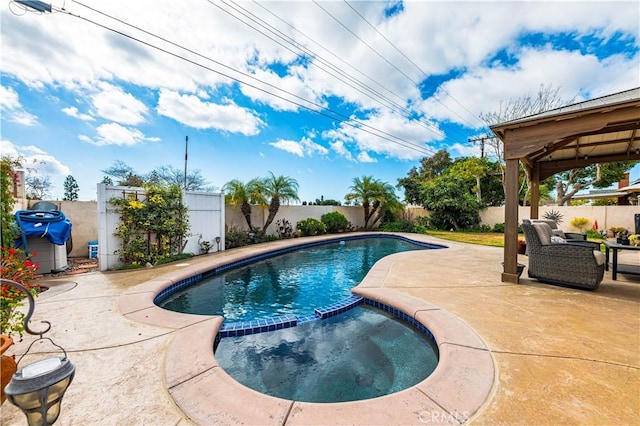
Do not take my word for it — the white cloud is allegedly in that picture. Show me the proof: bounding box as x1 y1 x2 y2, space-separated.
92 82 148 125
0 85 38 126
357 151 376 163
157 89 264 135
0 140 70 176
330 140 354 161
269 136 328 157
420 47 640 129
324 109 443 161
81 122 160 146
62 106 95 121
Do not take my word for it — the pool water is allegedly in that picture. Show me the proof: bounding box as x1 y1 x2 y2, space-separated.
214 304 439 403
159 237 431 322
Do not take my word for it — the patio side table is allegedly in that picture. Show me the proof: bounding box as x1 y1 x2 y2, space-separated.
603 241 640 280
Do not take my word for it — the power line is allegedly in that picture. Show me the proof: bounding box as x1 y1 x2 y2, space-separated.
214 0 443 141
58 2 437 157
341 0 485 135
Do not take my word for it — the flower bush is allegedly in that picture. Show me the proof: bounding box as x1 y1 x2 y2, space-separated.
109 185 189 266
1 247 39 338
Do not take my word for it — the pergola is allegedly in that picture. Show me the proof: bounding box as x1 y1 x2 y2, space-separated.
490 87 640 283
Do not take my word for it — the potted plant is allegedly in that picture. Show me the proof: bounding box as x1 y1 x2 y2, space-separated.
609 227 629 245
629 234 639 247
1 247 39 404
517 239 527 254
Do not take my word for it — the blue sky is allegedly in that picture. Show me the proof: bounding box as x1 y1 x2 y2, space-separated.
1 1 639 203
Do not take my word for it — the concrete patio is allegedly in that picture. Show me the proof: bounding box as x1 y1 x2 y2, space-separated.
1 233 638 425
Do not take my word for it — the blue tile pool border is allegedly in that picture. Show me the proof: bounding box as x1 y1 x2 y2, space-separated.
215 295 438 350
154 234 445 306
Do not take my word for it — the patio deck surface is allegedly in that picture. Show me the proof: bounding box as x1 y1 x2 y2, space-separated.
1 233 638 425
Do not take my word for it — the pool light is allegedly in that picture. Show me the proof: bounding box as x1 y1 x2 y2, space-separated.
2 279 75 426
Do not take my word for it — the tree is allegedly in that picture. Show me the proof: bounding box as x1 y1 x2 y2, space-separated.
102 161 215 191
421 174 484 231
147 165 215 191
25 174 52 200
101 176 114 185
480 84 565 204
63 175 79 201
102 160 145 187
313 196 341 206
552 161 638 205
345 176 400 230
223 178 265 229
257 172 300 232
397 149 452 204
447 157 491 201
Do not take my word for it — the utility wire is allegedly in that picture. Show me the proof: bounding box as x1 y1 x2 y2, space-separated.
214 0 443 140
341 0 498 140
62 2 437 157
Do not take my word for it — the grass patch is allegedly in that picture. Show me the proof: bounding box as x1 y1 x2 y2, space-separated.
423 230 508 247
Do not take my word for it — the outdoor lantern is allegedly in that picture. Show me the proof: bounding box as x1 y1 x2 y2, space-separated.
2 279 75 426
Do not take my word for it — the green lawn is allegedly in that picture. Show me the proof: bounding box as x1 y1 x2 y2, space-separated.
423 230 508 247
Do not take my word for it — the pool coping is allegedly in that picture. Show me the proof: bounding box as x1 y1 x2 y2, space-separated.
118 232 496 425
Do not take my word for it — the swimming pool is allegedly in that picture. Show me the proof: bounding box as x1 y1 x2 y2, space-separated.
157 235 440 322
153 235 444 403
215 304 439 403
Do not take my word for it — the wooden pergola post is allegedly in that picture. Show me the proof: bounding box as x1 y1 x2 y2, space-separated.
502 158 520 283
530 165 540 219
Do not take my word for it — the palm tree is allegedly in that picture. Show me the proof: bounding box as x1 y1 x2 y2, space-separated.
369 181 403 229
258 172 300 232
345 176 400 230
223 178 265 230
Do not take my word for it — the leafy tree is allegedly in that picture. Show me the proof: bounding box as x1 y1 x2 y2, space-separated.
256 172 300 232
397 149 452 204
447 157 492 201
63 175 79 201
101 176 114 185
223 178 265 230
313 196 341 206
25 174 52 200
421 174 483 230
345 176 401 230
552 161 638 205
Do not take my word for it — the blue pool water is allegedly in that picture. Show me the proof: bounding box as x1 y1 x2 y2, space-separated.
214 304 439 403
159 236 434 322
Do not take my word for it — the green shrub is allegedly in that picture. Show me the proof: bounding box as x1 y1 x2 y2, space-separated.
492 223 505 233
414 224 427 234
225 227 251 248
321 211 350 233
586 229 605 240
380 221 414 232
297 218 327 236
415 216 431 228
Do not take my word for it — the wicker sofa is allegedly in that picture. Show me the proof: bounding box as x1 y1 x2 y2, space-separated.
521 220 605 290
529 219 587 241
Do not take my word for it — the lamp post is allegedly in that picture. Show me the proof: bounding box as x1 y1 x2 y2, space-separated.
2 279 75 426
